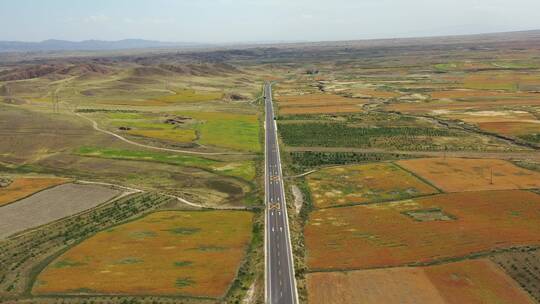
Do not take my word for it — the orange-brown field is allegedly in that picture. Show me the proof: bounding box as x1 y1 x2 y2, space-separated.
277 94 365 115
397 158 540 192
33 210 253 298
477 121 540 136
386 99 540 114
441 110 540 136
307 163 438 208
0 177 68 207
305 190 540 270
445 110 537 124
430 90 538 100
307 259 533 304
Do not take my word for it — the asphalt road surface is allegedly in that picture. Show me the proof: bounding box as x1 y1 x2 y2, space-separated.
264 82 298 304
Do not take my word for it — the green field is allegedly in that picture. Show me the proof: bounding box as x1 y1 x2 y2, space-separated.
182 111 261 152
76 146 256 181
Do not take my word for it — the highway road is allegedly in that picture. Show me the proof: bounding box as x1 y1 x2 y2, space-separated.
264 82 298 304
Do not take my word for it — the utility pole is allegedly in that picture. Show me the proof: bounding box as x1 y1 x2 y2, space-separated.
4 84 12 103
490 167 493 185
51 91 60 113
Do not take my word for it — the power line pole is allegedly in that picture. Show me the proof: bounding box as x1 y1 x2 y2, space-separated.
51 91 60 113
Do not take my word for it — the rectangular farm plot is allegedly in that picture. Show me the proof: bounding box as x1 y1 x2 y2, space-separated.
305 190 540 270
0 183 121 239
33 211 253 298
397 158 540 192
0 177 68 207
307 259 533 304
277 94 365 115
307 163 438 208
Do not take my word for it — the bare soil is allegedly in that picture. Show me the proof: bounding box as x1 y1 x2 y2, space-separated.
0 183 121 238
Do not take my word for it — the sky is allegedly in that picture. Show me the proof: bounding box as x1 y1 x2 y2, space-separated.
1 0 540 43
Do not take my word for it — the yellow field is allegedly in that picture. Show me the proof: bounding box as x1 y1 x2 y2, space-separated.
397 158 540 192
307 163 438 208
307 259 533 304
33 211 253 297
0 177 68 207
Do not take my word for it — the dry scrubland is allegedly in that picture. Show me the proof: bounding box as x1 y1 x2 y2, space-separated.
34 210 253 298
0 177 68 206
307 259 534 304
0 183 122 238
397 158 540 192
307 163 438 208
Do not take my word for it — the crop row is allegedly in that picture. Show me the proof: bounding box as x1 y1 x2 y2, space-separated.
289 151 413 172
278 123 458 148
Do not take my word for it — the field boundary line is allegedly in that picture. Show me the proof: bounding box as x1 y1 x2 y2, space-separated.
392 162 445 193
313 192 443 210
286 169 317 179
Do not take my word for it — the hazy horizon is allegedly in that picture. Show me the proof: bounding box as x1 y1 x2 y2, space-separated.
1 0 540 43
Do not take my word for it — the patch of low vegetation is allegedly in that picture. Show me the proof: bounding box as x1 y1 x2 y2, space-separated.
403 208 456 222
167 227 201 235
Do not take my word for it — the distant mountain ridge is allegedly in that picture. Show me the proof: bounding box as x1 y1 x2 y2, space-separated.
0 39 206 52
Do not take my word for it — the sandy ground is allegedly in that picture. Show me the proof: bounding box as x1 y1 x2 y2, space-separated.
291 184 304 214
0 183 122 238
